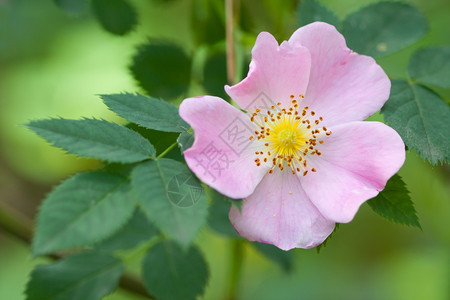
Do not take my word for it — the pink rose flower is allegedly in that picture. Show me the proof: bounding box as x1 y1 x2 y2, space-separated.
179 22 405 250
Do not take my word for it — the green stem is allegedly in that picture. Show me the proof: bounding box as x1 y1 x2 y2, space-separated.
227 239 244 300
0 201 33 244
156 142 178 159
225 0 236 85
225 1 244 299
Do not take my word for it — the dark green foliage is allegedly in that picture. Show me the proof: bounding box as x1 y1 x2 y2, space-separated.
192 0 225 45
202 50 228 99
127 123 185 162
91 0 137 35
130 41 192 99
297 0 341 30
368 174 421 228
207 188 241 238
21 2 443 298
239 0 298 41
102 93 189 132
26 118 155 163
95 208 159 252
381 80 450 165
342 2 427 58
54 0 87 15
26 252 124 300
131 159 208 247
408 46 450 88
142 241 209 300
32 172 136 256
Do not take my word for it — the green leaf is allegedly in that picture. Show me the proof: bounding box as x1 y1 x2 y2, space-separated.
101 93 189 133
142 241 209 300
177 131 194 152
26 118 155 163
367 174 421 228
32 172 136 256
192 0 225 45
381 80 450 165
54 0 87 15
342 2 427 58
130 41 191 99
297 0 340 30
91 0 137 35
207 188 241 238
26 252 124 300
408 46 450 89
252 243 293 272
95 209 159 252
131 159 208 247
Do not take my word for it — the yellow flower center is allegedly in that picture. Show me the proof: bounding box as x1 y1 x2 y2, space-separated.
249 95 332 176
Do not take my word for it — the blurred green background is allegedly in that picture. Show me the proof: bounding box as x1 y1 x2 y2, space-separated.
0 0 449 299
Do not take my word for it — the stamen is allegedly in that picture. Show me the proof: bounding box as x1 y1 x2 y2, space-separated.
249 96 330 176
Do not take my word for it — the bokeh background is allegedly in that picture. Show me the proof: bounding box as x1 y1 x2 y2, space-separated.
0 0 449 299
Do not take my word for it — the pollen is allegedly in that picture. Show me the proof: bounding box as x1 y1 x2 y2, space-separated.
248 96 331 176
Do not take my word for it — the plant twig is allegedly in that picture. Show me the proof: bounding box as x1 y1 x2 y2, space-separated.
225 1 244 299
0 201 33 244
226 0 236 85
227 239 244 300
156 141 178 159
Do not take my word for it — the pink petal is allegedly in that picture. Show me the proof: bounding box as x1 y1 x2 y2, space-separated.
225 32 311 111
289 22 390 126
229 170 335 250
301 121 405 223
179 96 268 199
